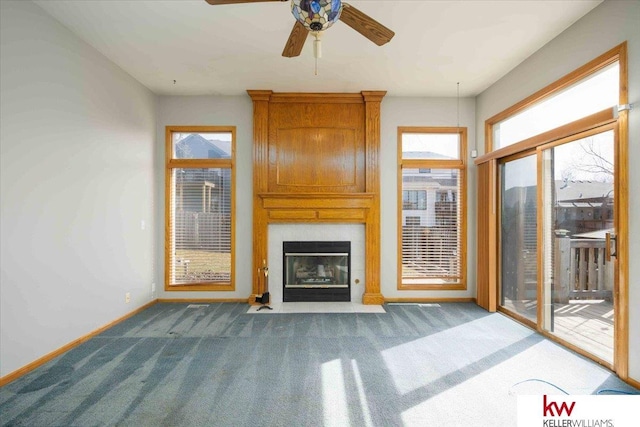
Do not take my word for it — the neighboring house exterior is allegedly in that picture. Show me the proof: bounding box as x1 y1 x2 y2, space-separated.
555 179 613 235
401 152 459 228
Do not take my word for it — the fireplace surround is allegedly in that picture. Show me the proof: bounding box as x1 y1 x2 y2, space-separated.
268 223 365 304
248 90 385 305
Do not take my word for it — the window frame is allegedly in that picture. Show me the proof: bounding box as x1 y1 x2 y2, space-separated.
397 126 467 290
485 44 625 154
165 125 236 292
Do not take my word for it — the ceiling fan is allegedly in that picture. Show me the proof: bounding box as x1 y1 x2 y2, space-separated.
204 0 395 58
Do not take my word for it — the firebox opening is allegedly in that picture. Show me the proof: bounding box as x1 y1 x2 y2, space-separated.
283 241 351 302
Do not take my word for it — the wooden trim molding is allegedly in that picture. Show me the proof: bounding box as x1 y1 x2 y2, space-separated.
476 108 615 165
476 160 497 311
626 377 640 390
157 298 247 303
247 91 271 302
613 42 629 380
385 297 476 303
269 92 364 104
362 92 384 304
0 300 157 387
247 90 385 304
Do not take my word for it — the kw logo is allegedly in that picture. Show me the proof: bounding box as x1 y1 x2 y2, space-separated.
543 395 576 417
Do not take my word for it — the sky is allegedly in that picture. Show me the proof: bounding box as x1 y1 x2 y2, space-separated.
496 63 618 149
402 133 460 159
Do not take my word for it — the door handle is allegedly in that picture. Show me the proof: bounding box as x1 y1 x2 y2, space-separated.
605 232 617 261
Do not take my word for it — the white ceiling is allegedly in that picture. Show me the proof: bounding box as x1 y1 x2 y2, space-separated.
35 0 602 97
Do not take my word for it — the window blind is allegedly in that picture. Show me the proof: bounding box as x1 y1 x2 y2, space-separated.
170 167 231 285
401 168 462 284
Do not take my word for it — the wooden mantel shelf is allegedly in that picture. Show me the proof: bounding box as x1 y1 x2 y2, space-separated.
259 192 374 208
259 192 375 199
259 193 375 223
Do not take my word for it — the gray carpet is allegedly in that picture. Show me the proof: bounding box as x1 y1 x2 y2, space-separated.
1 302 637 426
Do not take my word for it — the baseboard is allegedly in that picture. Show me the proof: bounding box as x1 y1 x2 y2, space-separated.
625 376 640 389
385 297 477 303
0 299 158 387
157 298 248 303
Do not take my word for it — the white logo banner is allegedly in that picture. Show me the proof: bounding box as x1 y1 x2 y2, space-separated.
518 395 639 427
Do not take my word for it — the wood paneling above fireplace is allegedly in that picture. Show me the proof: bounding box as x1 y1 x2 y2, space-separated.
269 99 365 193
248 90 385 305
273 127 363 192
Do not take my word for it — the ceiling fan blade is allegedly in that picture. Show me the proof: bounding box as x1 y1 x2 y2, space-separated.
340 2 395 46
205 0 286 5
282 21 308 58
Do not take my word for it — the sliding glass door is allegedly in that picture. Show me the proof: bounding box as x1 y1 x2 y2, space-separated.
540 128 615 364
498 127 617 365
488 46 626 373
499 153 538 325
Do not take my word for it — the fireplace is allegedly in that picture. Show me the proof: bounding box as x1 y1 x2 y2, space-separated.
249 91 385 305
283 241 351 302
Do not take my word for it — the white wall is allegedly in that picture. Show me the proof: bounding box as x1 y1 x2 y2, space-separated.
156 95 253 299
0 1 157 378
380 97 477 299
475 0 640 382
156 95 478 302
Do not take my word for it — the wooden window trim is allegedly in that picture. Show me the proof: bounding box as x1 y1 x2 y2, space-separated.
165 125 236 292
476 108 615 165
397 126 467 290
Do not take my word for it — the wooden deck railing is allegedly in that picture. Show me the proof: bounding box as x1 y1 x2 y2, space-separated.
555 238 613 302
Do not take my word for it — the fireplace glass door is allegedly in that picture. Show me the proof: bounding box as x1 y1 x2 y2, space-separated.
283 241 350 302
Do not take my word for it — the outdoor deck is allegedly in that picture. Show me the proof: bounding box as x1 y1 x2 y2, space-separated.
552 299 613 363
501 299 613 363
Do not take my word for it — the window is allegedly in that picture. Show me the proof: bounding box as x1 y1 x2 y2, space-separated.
405 217 421 227
165 126 235 291
398 127 467 289
402 190 427 210
487 50 621 152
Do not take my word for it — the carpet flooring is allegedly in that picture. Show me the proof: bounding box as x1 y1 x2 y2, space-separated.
246 302 386 313
0 302 637 426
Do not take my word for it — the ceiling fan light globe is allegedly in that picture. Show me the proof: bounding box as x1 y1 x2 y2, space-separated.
291 0 342 33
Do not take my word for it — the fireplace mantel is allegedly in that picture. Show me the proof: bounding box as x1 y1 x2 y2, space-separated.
259 192 374 220
248 90 385 305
